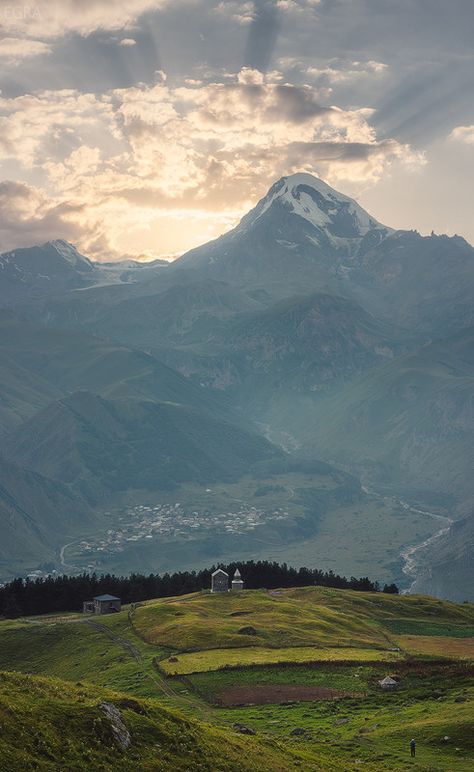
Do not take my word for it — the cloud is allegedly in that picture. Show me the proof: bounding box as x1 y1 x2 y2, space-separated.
217 0 319 28
285 139 423 183
0 69 422 258
268 83 331 122
450 125 474 144
0 89 116 166
276 0 321 14
216 1 255 25
0 180 90 251
0 36 52 63
0 1 171 39
0 0 470 258
305 59 388 85
119 38 137 46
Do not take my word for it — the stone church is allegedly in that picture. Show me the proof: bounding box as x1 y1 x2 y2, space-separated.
211 567 244 593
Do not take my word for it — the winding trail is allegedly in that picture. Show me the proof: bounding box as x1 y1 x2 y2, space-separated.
81 616 180 699
83 619 142 661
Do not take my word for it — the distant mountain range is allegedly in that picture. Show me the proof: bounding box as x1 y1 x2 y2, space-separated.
7 389 281 502
177 173 393 279
0 239 169 305
0 240 97 302
175 173 474 334
0 173 472 598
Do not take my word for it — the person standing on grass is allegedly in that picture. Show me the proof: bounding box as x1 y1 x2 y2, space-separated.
410 738 416 758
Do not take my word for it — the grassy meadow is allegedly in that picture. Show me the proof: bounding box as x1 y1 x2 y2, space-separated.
134 588 393 650
0 671 298 772
0 585 473 770
159 646 401 676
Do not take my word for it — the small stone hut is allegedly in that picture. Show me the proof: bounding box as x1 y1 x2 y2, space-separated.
211 568 229 593
83 594 121 615
231 568 244 591
379 676 398 690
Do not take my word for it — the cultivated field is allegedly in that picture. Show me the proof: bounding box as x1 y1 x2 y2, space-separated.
159 646 400 675
395 635 474 659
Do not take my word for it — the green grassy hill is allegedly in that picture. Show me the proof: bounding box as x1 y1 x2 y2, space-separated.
0 586 473 770
134 586 474 655
0 671 297 772
134 587 396 651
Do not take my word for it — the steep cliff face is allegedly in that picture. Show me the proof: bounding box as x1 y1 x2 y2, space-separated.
146 291 402 399
356 230 474 333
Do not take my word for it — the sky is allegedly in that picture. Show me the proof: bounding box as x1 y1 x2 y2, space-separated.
0 0 473 260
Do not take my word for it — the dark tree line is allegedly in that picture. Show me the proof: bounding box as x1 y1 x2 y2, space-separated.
0 560 398 618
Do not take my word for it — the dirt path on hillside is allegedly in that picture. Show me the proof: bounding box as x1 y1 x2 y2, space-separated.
83 617 181 699
83 619 142 661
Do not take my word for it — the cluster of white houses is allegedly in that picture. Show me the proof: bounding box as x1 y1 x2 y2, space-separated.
83 569 244 615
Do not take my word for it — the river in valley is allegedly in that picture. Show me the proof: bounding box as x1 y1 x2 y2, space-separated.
361 485 453 592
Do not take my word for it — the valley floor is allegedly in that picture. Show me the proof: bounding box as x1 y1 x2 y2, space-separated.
21 476 445 593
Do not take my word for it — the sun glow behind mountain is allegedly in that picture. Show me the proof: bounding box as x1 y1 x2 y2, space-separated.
0 1 473 260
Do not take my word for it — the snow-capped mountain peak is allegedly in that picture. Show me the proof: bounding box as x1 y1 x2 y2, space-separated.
175 172 394 276
242 173 391 241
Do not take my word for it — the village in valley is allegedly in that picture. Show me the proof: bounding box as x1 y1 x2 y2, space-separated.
68 499 293 570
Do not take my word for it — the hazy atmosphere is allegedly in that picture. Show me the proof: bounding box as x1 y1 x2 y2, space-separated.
0 4 473 770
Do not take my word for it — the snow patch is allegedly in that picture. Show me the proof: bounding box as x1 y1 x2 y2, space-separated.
276 239 299 249
47 240 94 271
252 173 390 239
